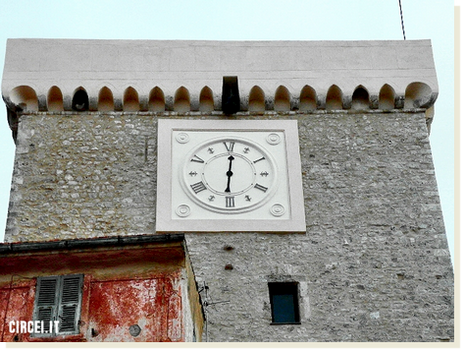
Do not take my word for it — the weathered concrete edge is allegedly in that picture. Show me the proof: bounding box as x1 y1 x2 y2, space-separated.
0 233 185 255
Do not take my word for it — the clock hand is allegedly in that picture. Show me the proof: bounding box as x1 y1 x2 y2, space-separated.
225 155 234 193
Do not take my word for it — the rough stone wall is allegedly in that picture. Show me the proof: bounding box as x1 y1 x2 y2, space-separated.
6 113 158 242
185 112 453 342
4 111 453 342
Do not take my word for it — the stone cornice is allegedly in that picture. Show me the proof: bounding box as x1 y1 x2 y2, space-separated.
2 39 438 115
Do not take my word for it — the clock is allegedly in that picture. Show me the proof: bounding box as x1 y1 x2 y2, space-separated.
181 135 278 213
156 119 306 233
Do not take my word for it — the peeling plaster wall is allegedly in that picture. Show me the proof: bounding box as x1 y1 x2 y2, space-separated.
88 276 183 342
0 243 202 342
0 281 35 342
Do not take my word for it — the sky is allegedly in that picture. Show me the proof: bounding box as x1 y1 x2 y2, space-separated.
0 0 455 264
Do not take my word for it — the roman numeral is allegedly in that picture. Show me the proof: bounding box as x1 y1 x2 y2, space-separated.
253 156 265 163
191 181 207 193
190 154 204 163
225 196 235 208
223 141 235 152
254 183 268 192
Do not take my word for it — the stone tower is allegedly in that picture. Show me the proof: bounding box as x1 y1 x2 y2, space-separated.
0 39 453 342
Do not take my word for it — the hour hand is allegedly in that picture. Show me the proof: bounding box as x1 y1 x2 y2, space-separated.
225 155 234 192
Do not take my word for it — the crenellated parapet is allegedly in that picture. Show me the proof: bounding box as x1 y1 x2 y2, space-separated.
2 39 438 131
4 81 437 112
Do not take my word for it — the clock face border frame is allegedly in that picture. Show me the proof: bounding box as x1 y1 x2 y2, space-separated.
156 119 306 233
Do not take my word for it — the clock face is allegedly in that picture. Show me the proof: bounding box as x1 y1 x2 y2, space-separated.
156 119 306 232
181 137 277 213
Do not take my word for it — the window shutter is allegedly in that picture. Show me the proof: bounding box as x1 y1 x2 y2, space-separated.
33 274 83 337
34 277 59 334
58 275 83 333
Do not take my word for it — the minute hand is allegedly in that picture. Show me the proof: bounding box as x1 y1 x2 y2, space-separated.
224 155 234 193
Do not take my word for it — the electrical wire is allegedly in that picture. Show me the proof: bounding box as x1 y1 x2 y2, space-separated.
398 0 406 40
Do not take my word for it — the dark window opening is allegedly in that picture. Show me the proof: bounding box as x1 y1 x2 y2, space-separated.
268 282 300 324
